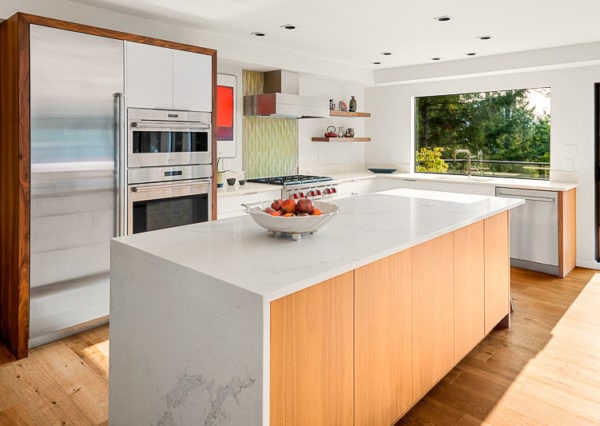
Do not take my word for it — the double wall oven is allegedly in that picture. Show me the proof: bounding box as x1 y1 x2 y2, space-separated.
125 108 212 234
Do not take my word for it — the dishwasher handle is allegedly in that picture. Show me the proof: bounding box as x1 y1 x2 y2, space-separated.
496 192 556 203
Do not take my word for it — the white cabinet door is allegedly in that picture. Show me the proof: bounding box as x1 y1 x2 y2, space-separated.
217 190 281 220
126 42 213 111
376 178 416 191
173 50 212 112
125 42 172 109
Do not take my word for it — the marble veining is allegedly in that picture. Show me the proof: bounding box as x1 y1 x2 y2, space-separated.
156 370 257 426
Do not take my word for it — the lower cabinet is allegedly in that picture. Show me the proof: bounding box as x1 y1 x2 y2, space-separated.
270 213 510 425
217 189 281 219
484 211 510 333
354 249 413 425
412 233 455 400
454 221 485 362
270 271 354 426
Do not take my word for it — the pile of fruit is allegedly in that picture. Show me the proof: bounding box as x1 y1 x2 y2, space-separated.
263 198 322 217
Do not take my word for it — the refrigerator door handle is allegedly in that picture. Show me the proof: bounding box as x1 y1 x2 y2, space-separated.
115 92 127 236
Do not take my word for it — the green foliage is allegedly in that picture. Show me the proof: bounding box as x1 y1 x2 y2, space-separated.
416 147 448 173
415 88 550 178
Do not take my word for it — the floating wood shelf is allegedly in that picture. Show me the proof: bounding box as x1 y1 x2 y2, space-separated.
329 111 371 118
312 137 371 142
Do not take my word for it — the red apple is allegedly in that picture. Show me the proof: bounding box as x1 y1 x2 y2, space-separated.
296 198 314 214
271 199 284 211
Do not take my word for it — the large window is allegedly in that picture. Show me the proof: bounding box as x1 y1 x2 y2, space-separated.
415 88 551 179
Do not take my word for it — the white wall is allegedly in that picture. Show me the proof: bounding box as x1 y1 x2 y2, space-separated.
298 75 368 174
366 65 599 269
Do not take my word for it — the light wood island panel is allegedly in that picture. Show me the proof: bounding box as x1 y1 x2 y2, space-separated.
354 249 413 425
270 212 511 425
484 211 510 333
412 232 455 400
454 221 485 362
270 271 354 426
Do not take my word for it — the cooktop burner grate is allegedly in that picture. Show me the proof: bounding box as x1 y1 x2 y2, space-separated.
247 175 333 186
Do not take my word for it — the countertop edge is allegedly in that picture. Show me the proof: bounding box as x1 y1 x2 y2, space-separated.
327 171 577 191
262 197 523 302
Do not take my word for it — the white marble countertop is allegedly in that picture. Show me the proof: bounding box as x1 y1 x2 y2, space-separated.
327 170 576 191
113 189 523 301
215 171 576 201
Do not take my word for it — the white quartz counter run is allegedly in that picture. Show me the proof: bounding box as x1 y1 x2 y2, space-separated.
113 189 523 301
328 170 576 191
217 181 278 198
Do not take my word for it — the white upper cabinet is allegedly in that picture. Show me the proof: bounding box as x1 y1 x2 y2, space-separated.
125 42 212 111
125 42 172 109
173 49 212 112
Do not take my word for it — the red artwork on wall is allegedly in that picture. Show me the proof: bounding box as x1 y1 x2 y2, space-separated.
217 85 234 141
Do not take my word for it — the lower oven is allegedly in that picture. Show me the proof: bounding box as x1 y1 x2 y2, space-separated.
127 165 211 234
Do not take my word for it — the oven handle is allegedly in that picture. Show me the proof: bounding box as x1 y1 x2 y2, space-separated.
130 180 212 193
131 121 211 130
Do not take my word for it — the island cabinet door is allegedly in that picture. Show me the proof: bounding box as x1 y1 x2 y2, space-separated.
270 271 354 426
354 249 413 425
454 222 485 362
484 211 511 333
412 232 455 400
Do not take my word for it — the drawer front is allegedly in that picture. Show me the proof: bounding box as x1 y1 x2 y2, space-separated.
217 190 281 219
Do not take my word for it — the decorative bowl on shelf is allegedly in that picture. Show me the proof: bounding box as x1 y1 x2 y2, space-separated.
243 201 339 240
368 168 397 174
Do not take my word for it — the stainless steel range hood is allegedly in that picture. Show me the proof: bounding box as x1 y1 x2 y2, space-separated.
244 70 329 118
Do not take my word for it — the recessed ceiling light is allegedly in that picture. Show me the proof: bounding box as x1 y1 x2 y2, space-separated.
251 32 266 37
478 35 492 40
281 24 296 30
432 57 441 61
466 52 476 56
381 52 392 56
434 15 451 22
371 61 382 65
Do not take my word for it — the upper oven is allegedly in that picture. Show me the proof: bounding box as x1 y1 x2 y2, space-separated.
127 108 211 168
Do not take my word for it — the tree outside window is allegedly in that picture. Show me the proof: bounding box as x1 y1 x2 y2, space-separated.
414 88 550 180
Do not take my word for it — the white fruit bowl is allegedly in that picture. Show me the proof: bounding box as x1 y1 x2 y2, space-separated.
244 201 339 240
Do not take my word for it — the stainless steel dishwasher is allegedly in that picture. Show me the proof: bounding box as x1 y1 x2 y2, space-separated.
495 187 559 275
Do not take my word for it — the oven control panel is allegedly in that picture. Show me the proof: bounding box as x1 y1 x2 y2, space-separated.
281 182 339 201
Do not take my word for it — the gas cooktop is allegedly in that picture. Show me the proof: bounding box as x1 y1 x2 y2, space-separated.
247 175 333 186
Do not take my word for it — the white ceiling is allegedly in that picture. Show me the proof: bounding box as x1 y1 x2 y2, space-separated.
70 0 600 71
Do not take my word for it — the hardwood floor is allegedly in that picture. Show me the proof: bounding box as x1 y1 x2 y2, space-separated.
397 267 600 425
0 267 599 425
0 326 108 425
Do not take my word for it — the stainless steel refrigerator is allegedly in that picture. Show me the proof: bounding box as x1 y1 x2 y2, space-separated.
29 25 124 346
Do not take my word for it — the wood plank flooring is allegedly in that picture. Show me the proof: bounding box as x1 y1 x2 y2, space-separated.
0 326 108 425
0 267 599 425
397 267 600 425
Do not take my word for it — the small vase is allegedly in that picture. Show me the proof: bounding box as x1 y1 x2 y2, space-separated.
349 96 357 112
329 99 335 111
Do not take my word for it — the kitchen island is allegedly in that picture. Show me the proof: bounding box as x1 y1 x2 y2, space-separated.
109 189 523 425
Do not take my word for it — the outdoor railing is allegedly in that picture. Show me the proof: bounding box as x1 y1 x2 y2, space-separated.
419 158 550 180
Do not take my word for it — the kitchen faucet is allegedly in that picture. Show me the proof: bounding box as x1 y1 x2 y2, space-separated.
453 149 472 176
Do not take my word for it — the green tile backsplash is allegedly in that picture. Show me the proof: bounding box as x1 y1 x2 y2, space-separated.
243 70 298 178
